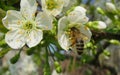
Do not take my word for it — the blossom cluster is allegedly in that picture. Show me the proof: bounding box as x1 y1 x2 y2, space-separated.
2 0 92 51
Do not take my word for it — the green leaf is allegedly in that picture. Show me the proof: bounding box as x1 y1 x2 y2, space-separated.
54 52 65 61
0 39 7 47
10 53 20 64
0 8 8 33
6 0 19 6
26 47 36 55
0 48 11 58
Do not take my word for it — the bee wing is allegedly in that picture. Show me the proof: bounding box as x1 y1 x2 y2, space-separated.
79 33 89 41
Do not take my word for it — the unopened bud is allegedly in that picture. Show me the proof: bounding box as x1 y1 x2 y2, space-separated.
97 21 107 29
97 7 105 15
88 21 107 29
106 2 116 12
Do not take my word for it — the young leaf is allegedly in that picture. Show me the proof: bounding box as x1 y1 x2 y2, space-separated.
10 53 20 64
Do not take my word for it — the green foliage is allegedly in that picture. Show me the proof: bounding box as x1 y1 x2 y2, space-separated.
43 62 51 75
109 39 120 45
0 8 8 33
26 47 36 55
10 53 20 64
54 61 62 73
0 48 11 58
0 0 120 75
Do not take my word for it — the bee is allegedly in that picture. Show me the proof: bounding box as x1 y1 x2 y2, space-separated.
69 27 87 55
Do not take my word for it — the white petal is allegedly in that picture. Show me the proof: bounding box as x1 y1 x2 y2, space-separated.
41 0 64 16
58 17 72 50
106 2 116 12
47 8 63 17
63 0 77 12
26 30 43 48
79 25 92 43
63 0 70 7
58 33 70 50
74 6 87 13
68 10 88 24
35 11 53 30
41 0 46 9
20 0 37 19
5 29 26 49
2 10 23 30
58 16 68 34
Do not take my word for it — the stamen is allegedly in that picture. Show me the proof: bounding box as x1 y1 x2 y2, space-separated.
22 21 35 30
46 0 57 10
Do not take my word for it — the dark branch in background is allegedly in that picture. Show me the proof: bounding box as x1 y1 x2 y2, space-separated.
89 40 117 75
36 0 42 8
92 30 120 42
89 40 110 66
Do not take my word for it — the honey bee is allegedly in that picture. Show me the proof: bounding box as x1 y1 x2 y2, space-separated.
69 27 87 55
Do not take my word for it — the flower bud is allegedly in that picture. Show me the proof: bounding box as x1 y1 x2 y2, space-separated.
97 7 105 15
88 21 107 29
106 2 116 12
54 61 62 73
97 21 107 29
110 39 120 45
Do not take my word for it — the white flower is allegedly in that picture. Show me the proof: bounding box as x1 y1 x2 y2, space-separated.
67 6 88 24
106 2 116 12
2 0 53 49
41 0 67 16
58 7 92 50
62 0 77 13
97 21 107 29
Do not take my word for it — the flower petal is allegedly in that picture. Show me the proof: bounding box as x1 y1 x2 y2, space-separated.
58 33 70 50
26 29 43 48
79 25 92 43
5 29 26 49
58 17 71 50
20 0 37 19
74 6 87 14
68 10 88 24
63 0 70 7
41 0 64 16
47 8 63 17
35 11 53 30
2 10 23 30
58 16 68 34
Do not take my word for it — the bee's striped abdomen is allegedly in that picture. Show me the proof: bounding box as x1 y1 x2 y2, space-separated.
75 39 84 55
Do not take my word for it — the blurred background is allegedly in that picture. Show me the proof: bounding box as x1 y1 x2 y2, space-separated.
0 0 120 75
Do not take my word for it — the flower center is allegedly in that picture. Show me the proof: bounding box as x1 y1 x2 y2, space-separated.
46 0 57 10
23 21 35 30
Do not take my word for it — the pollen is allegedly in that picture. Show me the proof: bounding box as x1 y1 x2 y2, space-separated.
46 0 57 10
29 38 31 41
7 11 11 15
32 13 35 17
45 26 48 29
16 39 20 42
22 21 36 30
83 37 88 40
18 31 23 34
17 20 20 25
9 28 12 31
84 26 89 30
5 21 8 25
36 3 38 6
